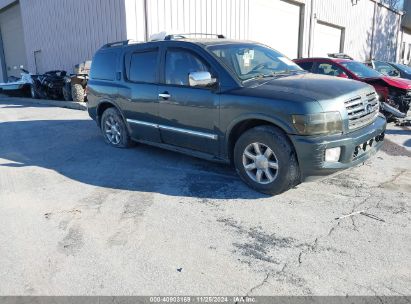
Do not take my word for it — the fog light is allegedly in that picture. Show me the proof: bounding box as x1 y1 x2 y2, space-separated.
325 147 341 162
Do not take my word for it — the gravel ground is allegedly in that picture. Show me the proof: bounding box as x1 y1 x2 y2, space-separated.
0 99 410 296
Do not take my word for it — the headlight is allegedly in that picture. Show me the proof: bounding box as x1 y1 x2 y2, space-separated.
292 112 343 135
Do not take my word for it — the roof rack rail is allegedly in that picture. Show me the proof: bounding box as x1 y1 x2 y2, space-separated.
327 53 353 60
102 40 134 48
163 33 225 40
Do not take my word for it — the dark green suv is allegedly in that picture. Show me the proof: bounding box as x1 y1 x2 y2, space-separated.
87 36 386 195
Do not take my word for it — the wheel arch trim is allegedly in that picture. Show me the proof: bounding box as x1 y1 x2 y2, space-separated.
96 100 128 130
224 113 294 159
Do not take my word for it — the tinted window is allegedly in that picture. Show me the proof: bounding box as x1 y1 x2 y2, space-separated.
90 52 117 81
129 50 158 83
165 49 210 86
297 61 314 72
317 63 346 77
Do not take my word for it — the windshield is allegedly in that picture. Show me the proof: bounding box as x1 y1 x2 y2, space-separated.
208 44 304 81
394 63 411 74
340 61 381 78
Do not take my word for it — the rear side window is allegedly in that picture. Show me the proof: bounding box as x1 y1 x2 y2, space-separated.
297 61 314 72
90 52 117 80
129 50 158 83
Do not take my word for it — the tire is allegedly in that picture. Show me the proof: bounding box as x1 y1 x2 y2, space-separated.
30 84 39 99
100 107 132 148
233 125 300 195
63 82 72 101
71 83 85 103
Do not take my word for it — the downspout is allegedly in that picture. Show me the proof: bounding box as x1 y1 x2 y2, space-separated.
370 1 377 60
308 0 315 57
395 12 404 62
143 0 149 41
0 32 7 82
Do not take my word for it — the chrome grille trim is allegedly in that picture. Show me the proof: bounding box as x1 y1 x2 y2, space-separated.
345 91 379 130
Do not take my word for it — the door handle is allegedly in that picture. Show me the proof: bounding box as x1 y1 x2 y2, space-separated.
158 92 171 99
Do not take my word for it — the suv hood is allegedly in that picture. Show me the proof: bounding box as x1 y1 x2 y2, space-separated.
242 72 370 101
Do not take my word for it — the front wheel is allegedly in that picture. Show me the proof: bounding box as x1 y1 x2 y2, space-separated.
30 85 38 99
100 107 132 148
234 125 300 195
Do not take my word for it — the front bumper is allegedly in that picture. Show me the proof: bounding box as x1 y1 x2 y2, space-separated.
289 114 387 180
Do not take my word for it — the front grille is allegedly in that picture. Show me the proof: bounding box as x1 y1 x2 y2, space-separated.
345 91 379 130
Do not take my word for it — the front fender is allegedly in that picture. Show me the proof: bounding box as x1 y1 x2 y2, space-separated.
221 113 294 160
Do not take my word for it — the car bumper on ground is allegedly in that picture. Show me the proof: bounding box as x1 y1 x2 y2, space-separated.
290 114 387 180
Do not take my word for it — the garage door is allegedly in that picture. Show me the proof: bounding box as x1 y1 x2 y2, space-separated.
313 21 343 57
249 0 301 59
0 3 28 80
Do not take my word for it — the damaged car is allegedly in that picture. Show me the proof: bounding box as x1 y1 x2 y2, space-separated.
30 70 68 100
294 57 411 120
0 68 32 96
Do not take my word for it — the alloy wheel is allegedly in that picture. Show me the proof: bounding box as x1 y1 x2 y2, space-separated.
104 115 122 145
242 142 279 184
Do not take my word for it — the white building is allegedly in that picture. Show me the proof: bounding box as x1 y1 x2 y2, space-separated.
0 0 403 81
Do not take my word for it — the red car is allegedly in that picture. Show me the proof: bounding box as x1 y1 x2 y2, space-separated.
294 57 411 119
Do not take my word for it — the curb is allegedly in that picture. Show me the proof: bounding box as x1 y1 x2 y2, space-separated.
0 96 87 111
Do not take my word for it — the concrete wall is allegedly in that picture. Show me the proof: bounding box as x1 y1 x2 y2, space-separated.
124 0 400 61
125 0 252 41
19 0 128 74
0 0 404 77
0 0 17 81
125 0 308 58
311 0 400 61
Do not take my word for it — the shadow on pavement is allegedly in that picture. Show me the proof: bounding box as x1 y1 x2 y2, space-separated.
0 118 264 199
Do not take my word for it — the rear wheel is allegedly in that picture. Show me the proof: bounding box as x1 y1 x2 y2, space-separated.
30 85 38 99
100 108 132 148
71 83 85 103
234 125 300 195
63 82 72 101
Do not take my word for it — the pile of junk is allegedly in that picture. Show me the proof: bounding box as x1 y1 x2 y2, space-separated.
0 61 91 103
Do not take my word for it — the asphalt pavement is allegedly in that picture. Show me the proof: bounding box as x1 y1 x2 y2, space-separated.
0 99 410 296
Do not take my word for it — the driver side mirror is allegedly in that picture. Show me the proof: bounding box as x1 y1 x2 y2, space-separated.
189 71 217 87
337 73 349 79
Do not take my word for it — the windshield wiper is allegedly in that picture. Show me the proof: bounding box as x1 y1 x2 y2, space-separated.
244 70 305 82
243 73 274 82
